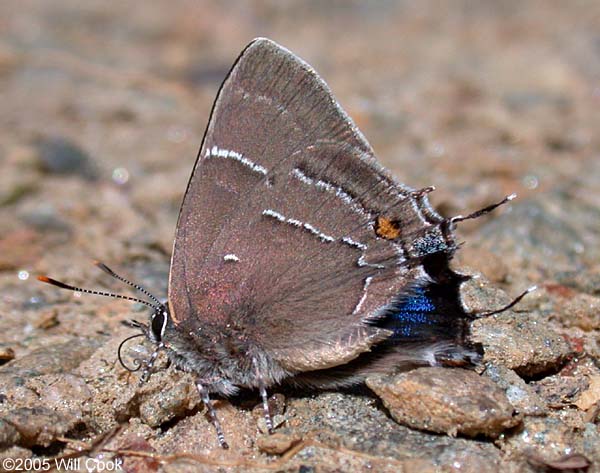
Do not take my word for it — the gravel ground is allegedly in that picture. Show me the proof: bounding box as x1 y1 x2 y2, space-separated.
0 1 599 472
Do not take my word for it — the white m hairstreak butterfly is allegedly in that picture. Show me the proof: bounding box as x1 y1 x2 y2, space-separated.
39 38 531 448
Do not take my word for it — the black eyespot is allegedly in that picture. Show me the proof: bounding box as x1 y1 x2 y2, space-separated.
151 310 166 342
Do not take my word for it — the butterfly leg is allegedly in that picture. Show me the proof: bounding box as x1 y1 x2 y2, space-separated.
259 383 274 434
253 359 273 434
196 381 229 449
138 342 164 386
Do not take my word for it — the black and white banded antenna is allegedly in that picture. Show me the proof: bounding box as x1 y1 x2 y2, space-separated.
37 260 162 311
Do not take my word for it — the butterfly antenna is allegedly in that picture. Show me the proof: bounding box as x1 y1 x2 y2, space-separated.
477 285 538 317
93 260 163 307
451 193 517 225
37 275 158 310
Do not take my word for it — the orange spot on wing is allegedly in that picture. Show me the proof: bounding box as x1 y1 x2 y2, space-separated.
375 216 401 240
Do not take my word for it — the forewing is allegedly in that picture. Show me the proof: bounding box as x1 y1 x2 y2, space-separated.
169 38 451 372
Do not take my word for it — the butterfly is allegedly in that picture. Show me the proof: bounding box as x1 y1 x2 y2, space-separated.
39 38 529 448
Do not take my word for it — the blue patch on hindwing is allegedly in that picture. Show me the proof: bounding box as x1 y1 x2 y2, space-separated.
387 287 437 338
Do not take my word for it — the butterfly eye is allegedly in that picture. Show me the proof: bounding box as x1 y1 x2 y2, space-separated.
151 309 168 342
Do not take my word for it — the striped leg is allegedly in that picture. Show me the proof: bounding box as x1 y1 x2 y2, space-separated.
253 358 273 434
196 381 229 449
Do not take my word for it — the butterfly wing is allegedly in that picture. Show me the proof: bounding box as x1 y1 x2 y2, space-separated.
168 38 454 373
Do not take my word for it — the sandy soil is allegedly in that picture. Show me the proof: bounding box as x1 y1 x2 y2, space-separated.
0 1 599 472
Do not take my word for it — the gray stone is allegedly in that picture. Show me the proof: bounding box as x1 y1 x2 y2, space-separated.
366 367 519 438
35 136 97 179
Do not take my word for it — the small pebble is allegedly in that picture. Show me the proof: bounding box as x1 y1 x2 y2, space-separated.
257 414 285 434
1 407 77 447
574 376 600 412
252 392 286 418
470 307 572 377
256 432 301 455
0 421 21 450
483 363 548 416
0 347 15 363
532 373 589 408
138 372 198 427
19 204 71 233
34 309 60 329
0 338 100 377
35 136 97 179
366 367 519 437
